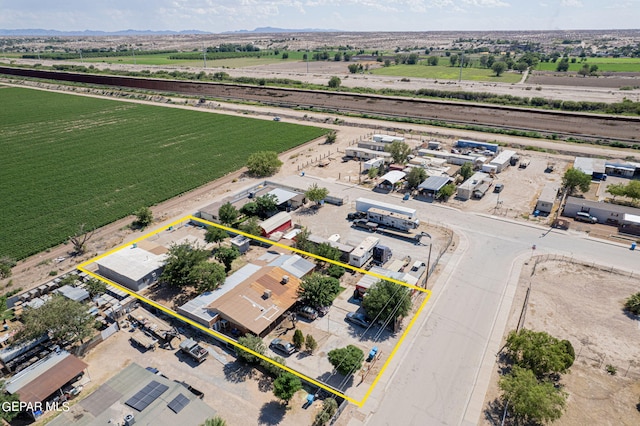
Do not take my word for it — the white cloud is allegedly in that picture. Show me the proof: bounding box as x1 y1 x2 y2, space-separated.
462 0 509 6
560 0 583 6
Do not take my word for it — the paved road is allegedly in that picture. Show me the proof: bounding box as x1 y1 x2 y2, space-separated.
273 175 640 426
355 198 639 426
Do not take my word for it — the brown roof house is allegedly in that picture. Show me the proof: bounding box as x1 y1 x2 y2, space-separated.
178 253 314 337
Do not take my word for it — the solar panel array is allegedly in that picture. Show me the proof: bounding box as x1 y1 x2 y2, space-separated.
167 393 191 414
125 381 169 412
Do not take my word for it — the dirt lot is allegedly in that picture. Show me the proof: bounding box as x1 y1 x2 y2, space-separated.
482 257 640 425
53 327 322 426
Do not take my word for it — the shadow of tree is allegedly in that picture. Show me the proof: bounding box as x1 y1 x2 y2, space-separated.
257 373 274 393
258 400 286 426
484 397 506 425
223 361 256 383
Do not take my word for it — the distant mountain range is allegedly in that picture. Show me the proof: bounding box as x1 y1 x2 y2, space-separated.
0 27 340 36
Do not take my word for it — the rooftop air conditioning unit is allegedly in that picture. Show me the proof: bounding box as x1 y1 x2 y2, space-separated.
263 289 272 299
281 275 289 284
124 414 135 426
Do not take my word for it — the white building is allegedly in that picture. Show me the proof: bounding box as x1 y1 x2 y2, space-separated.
95 246 165 292
489 150 516 173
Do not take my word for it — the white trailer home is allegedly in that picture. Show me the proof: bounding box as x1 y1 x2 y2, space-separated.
355 197 417 219
349 236 380 268
366 208 419 231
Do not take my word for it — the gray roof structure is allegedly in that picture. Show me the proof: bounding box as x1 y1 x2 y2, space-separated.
55 285 89 302
265 254 315 278
574 157 606 175
418 176 451 192
380 170 406 185
95 247 165 282
48 363 216 426
267 188 299 205
356 266 418 291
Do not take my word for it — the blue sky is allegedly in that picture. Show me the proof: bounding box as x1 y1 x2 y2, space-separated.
1 0 639 32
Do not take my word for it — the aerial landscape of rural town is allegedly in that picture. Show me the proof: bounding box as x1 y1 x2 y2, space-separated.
1 2 640 425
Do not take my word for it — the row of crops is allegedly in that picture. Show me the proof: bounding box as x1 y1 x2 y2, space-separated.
0 87 328 260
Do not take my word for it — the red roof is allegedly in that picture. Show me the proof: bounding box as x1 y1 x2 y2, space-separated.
17 354 88 404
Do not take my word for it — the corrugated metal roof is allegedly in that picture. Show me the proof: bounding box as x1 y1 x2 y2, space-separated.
267 254 315 278
574 157 606 175
56 285 89 302
380 170 406 185
267 188 299 205
418 176 450 191
260 212 292 234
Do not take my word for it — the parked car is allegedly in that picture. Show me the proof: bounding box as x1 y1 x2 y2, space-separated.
575 211 597 224
298 306 318 320
316 306 330 317
346 312 370 328
273 116 281 121
270 338 296 355
347 211 366 221
494 183 504 193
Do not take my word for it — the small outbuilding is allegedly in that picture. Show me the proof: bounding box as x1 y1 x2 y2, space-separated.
418 176 451 197
95 247 165 292
489 150 516 173
259 212 292 237
535 184 558 214
55 285 90 302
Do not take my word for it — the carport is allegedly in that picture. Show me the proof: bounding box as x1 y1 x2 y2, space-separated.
418 176 451 197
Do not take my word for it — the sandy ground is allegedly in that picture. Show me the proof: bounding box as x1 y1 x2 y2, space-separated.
481 258 640 425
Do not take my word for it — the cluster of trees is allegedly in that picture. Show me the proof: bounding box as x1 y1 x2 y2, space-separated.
384 140 412 164
132 206 153 229
293 329 318 353
297 273 342 308
0 257 16 279
499 329 575 424
160 242 232 292
607 180 640 204
328 345 364 376
362 280 412 326
246 151 283 177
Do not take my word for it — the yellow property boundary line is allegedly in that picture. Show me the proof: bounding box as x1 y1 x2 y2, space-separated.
77 215 432 406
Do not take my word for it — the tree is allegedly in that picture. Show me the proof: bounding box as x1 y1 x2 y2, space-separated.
328 76 341 88
438 183 456 200
578 63 590 77
204 226 228 246
325 263 345 279
624 180 640 203
0 381 20 422
305 334 318 354
0 296 15 324
504 329 575 378
17 295 94 345
328 345 364 376
215 246 240 272
562 168 591 195
556 57 570 72
260 355 286 377
459 162 474 180
298 273 341 307
69 223 95 255
305 183 329 205
486 55 496 68
384 140 412 164
239 216 262 236
293 329 305 350
362 280 412 325
624 292 640 315
240 201 259 217
499 366 567 424
218 202 239 226
406 167 427 189
589 64 598 74
325 131 337 144
347 63 360 74
85 278 107 297
0 257 16 279
367 166 380 180
607 183 627 200
161 243 209 287
256 193 279 219
313 398 338 426
246 151 283 177
515 61 529 73
201 416 227 426
236 334 266 364
491 61 507 77
449 54 458 67
133 206 153 229
273 372 302 404
189 261 226 293
427 56 439 66
314 243 342 263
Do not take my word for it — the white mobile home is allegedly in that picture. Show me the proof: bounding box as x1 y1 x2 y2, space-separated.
355 197 417 219
489 150 516 173
535 184 558 214
349 236 380 268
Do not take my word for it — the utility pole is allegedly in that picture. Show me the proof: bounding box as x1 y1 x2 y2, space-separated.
459 53 463 82
423 232 433 289
202 43 207 68
132 46 136 65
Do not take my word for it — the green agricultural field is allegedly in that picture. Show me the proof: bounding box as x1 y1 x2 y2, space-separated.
0 87 328 260
535 57 640 72
370 64 523 83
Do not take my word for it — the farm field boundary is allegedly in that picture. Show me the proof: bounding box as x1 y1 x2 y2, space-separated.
78 215 432 406
0 86 328 260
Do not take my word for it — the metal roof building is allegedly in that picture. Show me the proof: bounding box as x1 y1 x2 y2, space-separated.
418 176 451 196
55 285 89 302
574 157 606 177
48 363 216 426
379 170 406 185
95 247 165 292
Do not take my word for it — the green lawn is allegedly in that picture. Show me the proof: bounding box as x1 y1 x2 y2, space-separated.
0 87 328 260
370 64 523 83
535 57 640 72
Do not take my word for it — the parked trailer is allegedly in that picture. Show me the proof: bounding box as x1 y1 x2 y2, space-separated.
130 330 158 351
355 197 417 219
366 208 419 231
349 236 380 268
179 338 209 363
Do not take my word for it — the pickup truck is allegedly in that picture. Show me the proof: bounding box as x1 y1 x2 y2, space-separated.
179 338 209 363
